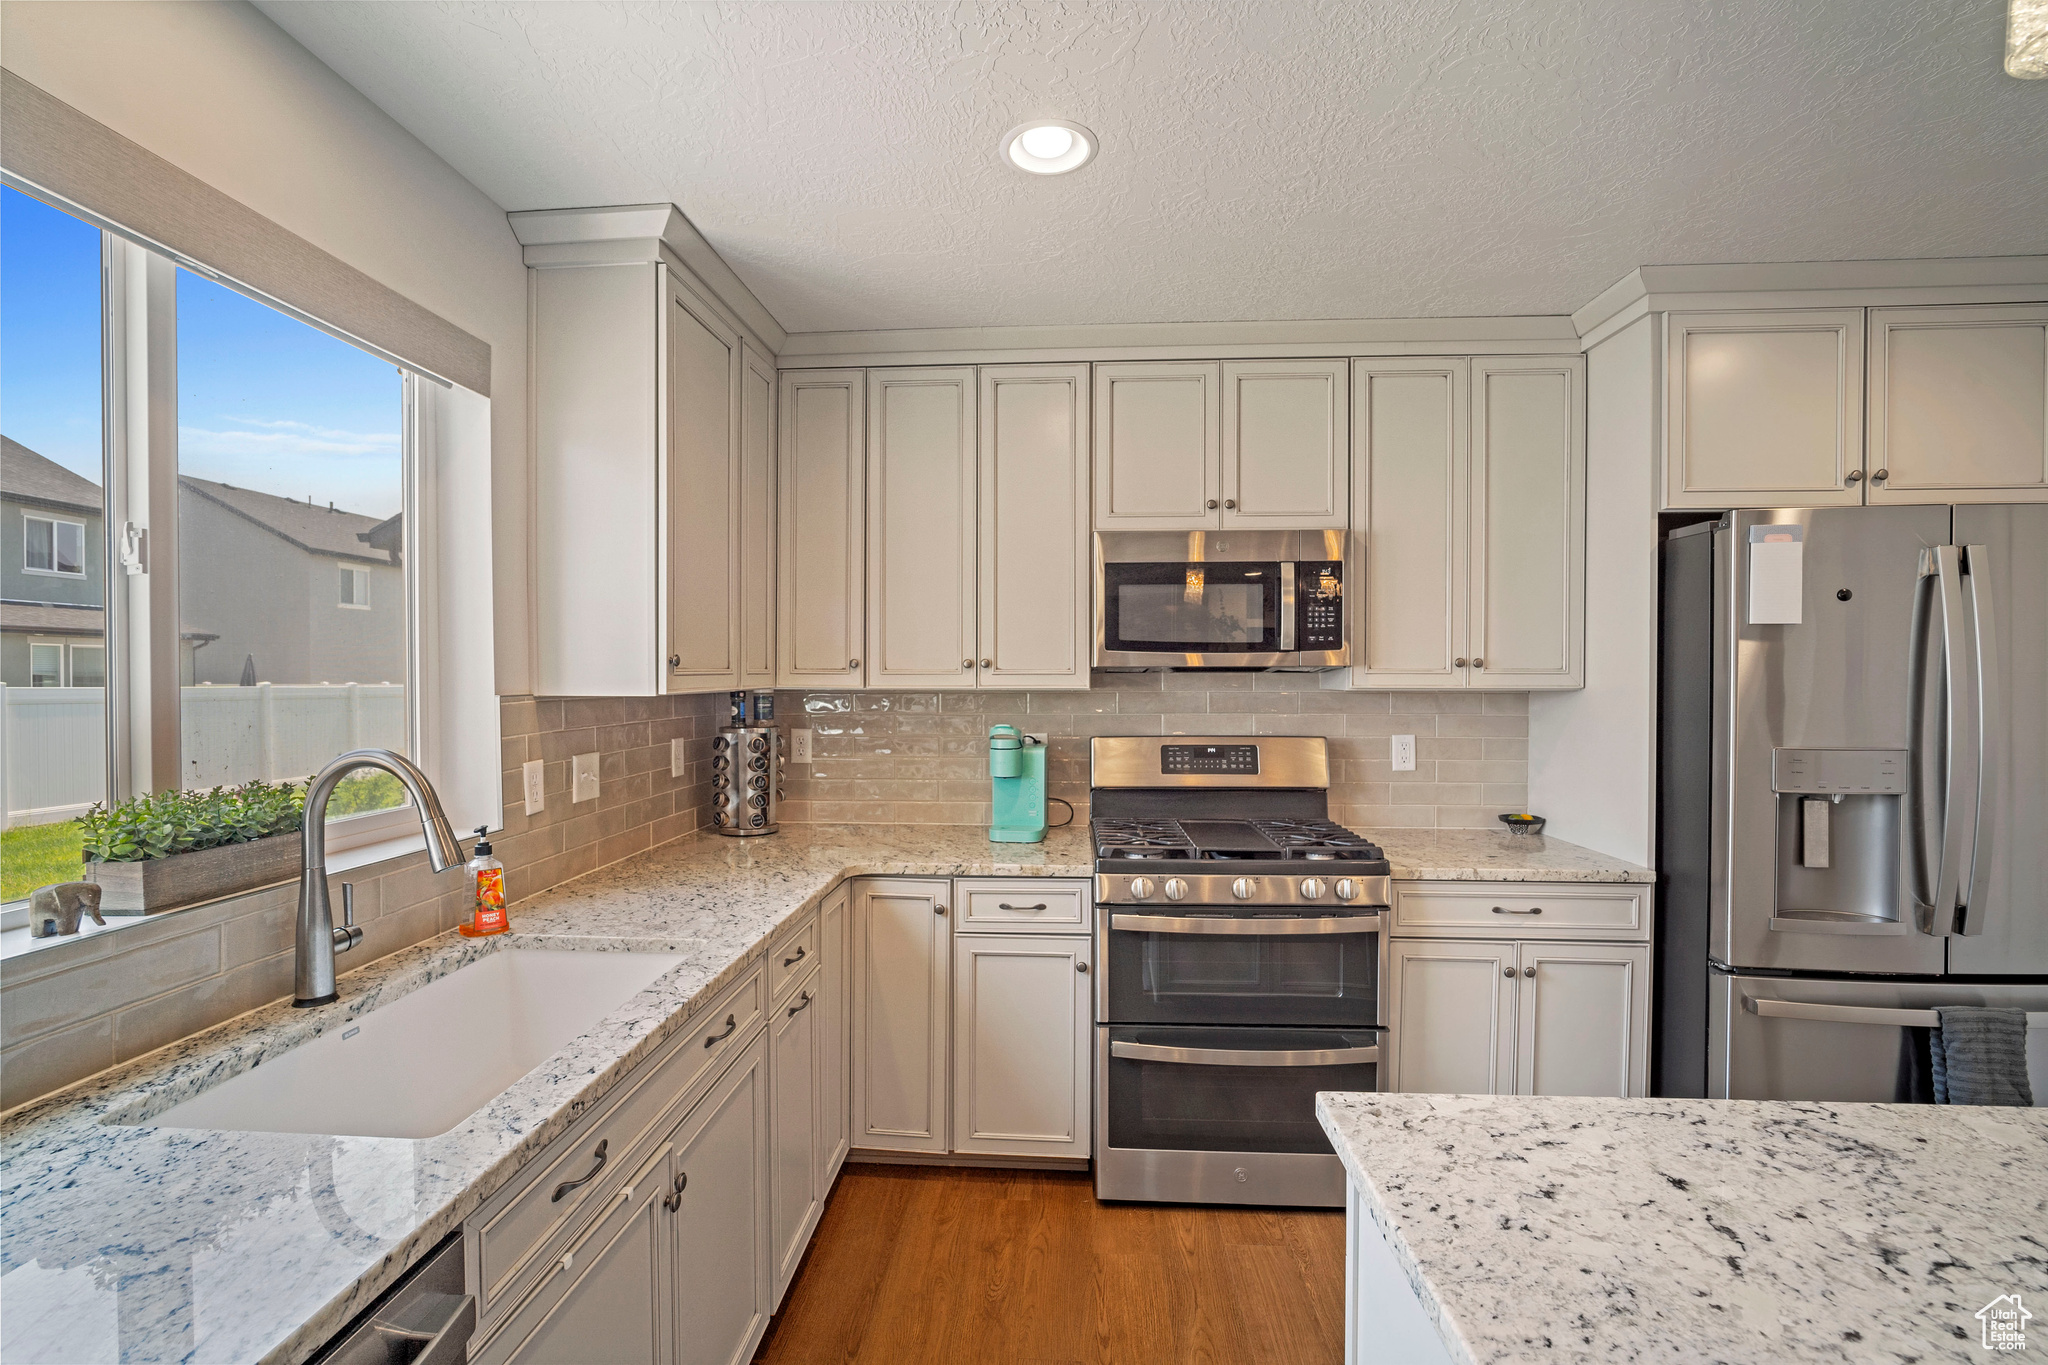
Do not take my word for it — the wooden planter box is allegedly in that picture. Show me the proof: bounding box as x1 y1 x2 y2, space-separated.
87 833 303 915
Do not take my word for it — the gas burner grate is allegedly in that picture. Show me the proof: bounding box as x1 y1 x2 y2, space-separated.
1092 818 1196 860
1247 819 1386 861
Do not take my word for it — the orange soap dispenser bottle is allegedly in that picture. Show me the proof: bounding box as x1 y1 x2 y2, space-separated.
459 825 508 937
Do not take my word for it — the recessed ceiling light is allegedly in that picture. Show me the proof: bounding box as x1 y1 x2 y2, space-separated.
1001 120 1096 175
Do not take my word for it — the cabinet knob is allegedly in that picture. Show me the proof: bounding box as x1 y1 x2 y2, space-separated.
1503 966 1515 978
1872 468 1889 482
1205 499 1219 509
963 659 974 669
1523 965 1536 977
1076 961 1089 974
668 655 681 668
1454 658 1468 668
934 904 947 916
980 659 992 668
1845 470 1864 484
848 658 860 669
1471 657 1484 669
1223 498 1237 510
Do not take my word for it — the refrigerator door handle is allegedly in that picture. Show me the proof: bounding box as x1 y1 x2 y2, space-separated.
1930 546 1980 935
1906 554 1940 921
1742 995 2048 1029
1958 544 1998 935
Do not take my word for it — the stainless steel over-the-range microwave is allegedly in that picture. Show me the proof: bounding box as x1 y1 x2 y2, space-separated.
1093 530 1348 670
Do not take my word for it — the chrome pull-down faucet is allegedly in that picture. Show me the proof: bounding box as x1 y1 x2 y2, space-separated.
294 749 464 1007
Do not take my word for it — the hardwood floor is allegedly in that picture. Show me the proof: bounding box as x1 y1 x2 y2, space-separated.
752 1163 1346 1365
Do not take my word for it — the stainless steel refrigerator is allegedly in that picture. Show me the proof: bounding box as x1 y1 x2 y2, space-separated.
1656 505 2048 1103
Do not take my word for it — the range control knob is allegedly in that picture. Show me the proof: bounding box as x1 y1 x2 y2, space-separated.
1300 878 1327 900
1231 877 1257 901
1129 877 1156 900
1163 878 1188 902
1334 878 1359 902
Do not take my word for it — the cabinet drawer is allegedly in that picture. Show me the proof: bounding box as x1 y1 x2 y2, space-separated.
769 913 819 1002
958 880 1090 932
472 964 763 1320
1390 883 1647 939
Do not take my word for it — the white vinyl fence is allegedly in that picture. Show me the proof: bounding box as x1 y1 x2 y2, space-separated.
0 683 405 829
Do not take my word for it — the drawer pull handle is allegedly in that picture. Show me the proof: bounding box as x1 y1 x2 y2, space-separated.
551 1139 608 1203
998 903 1048 912
782 945 807 967
788 990 814 1017
705 1013 737 1048
1490 905 1543 915
664 1171 688 1213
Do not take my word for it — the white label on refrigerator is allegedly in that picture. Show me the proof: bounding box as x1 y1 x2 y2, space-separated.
1802 797 1831 868
1748 525 1804 625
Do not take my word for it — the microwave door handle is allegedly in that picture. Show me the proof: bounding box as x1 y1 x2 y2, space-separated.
1958 545 1998 935
1278 561 1296 652
1111 1039 1380 1067
1930 546 1978 934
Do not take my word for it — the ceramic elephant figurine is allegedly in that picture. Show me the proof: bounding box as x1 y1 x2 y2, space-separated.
29 881 106 938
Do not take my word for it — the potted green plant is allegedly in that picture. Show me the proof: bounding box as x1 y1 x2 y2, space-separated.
80 780 308 914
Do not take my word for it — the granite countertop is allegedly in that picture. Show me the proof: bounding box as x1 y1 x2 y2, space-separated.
0 821 1644 1365
1316 1092 2048 1364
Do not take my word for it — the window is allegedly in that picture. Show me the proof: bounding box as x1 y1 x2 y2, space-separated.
28 642 63 687
24 515 85 575
339 565 371 608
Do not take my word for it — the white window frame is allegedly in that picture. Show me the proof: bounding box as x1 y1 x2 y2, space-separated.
22 512 87 577
338 563 371 609
26 638 67 687
67 640 106 688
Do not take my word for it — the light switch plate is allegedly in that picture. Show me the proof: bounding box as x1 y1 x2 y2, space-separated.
670 737 687 778
1391 735 1417 772
790 728 813 762
572 752 600 803
522 759 545 815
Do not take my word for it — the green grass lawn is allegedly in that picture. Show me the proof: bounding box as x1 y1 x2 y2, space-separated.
1 821 88 903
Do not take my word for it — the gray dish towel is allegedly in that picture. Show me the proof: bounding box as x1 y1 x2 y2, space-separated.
1931 1007 2034 1106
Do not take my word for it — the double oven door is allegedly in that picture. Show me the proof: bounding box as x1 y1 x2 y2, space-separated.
1095 906 1384 1207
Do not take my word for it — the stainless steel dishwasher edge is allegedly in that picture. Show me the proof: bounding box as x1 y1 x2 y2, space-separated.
308 1232 474 1365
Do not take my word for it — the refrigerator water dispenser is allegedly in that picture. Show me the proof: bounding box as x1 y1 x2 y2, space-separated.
1770 749 1908 928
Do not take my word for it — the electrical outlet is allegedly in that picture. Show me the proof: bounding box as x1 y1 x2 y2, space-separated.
1390 734 1417 772
667 737 685 778
572 752 600 803
522 759 545 815
790 728 813 762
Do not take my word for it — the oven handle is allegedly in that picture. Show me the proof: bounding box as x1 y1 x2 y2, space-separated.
1110 1039 1380 1068
1109 912 1384 936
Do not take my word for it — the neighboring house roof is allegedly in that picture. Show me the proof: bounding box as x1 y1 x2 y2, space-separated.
178 476 399 566
2 437 103 515
0 601 105 636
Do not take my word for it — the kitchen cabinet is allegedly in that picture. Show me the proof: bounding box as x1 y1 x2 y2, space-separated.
817 883 851 1182
768 962 821 1305
978 364 1091 688
669 1031 772 1365
866 368 978 688
1093 359 1347 531
951 934 1092 1159
739 343 777 687
1387 938 1648 1098
1866 304 2048 504
776 369 866 686
1664 309 1865 509
665 281 744 690
1348 356 1584 690
851 877 952 1154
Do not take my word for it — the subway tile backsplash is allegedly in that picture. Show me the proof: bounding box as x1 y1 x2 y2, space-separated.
777 672 1528 833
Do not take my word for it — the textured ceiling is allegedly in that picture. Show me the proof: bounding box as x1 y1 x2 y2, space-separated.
256 0 2048 334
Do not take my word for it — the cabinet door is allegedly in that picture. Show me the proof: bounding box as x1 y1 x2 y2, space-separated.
671 1033 771 1365
867 368 977 687
1868 304 2048 504
474 1145 673 1365
1350 360 1469 688
666 279 742 690
951 934 1091 1159
979 364 1090 689
738 344 778 686
851 878 951 1154
1092 361 1221 529
769 966 821 1305
1222 359 1349 528
777 370 865 686
817 883 851 1183
1470 356 1584 689
1665 309 1865 509
1386 939 1515 1094
1514 942 1648 1098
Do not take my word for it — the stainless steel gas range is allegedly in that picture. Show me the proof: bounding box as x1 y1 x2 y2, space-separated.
1089 735 1390 1210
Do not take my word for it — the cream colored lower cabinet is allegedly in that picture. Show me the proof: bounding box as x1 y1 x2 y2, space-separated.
1387 939 1648 1098
951 934 1092 1159
851 878 953 1154
817 883 851 1182
769 964 823 1306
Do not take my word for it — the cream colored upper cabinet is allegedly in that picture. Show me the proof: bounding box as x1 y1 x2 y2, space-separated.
978 364 1091 690
776 370 865 687
1470 357 1584 689
665 283 743 691
1222 360 1349 528
1092 361 1220 529
1664 309 1865 509
739 345 777 687
1867 304 2048 504
867 368 977 688
1352 360 1468 688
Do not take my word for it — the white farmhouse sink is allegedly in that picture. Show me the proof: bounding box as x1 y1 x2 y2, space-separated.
143 949 686 1139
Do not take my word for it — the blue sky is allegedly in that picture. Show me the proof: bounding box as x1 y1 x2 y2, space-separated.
2 186 404 518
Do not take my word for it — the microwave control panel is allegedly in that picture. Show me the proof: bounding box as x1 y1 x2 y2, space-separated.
1297 560 1344 650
